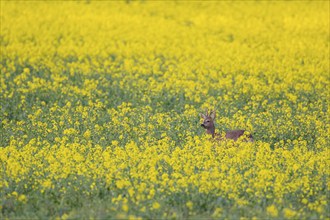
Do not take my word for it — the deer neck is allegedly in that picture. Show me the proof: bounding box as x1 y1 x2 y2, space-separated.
206 126 215 138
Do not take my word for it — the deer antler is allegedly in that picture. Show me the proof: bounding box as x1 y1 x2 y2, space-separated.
205 108 209 117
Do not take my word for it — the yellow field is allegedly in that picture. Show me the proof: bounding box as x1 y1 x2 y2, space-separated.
1 1 329 219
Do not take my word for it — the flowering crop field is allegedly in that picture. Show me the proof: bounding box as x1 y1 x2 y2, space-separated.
1 1 329 219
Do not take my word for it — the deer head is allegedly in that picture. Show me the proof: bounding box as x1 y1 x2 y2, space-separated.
200 109 216 137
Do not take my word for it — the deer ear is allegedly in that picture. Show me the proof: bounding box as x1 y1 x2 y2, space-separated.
200 113 206 119
210 111 216 120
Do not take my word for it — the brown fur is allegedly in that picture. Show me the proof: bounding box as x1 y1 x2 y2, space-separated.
200 109 253 142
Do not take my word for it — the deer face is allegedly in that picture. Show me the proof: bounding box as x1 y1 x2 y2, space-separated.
201 116 214 129
200 110 216 130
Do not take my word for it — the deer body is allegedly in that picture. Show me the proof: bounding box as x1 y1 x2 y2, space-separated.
200 110 253 142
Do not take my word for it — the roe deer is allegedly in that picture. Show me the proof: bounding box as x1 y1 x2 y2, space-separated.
200 109 253 142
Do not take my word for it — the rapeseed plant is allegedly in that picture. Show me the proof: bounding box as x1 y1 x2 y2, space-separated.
1 1 329 219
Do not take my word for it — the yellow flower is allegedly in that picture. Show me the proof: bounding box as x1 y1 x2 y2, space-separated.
18 194 27 203
83 129 91 139
266 204 278 217
186 201 193 210
302 198 308 205
152 202 161 210
41 179 53 189
212 207 222 217
122 204 129 212
128 215 142 220
61 213 69 220
283 208 297 218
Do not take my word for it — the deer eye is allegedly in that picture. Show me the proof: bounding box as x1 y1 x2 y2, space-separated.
206 120 210 122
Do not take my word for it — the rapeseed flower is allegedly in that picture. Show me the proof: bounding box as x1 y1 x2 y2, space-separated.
1 1 329 219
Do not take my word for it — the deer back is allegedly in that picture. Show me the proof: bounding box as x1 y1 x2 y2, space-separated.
225 130 251 141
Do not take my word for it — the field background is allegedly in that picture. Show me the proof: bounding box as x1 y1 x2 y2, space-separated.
1 1 329 219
